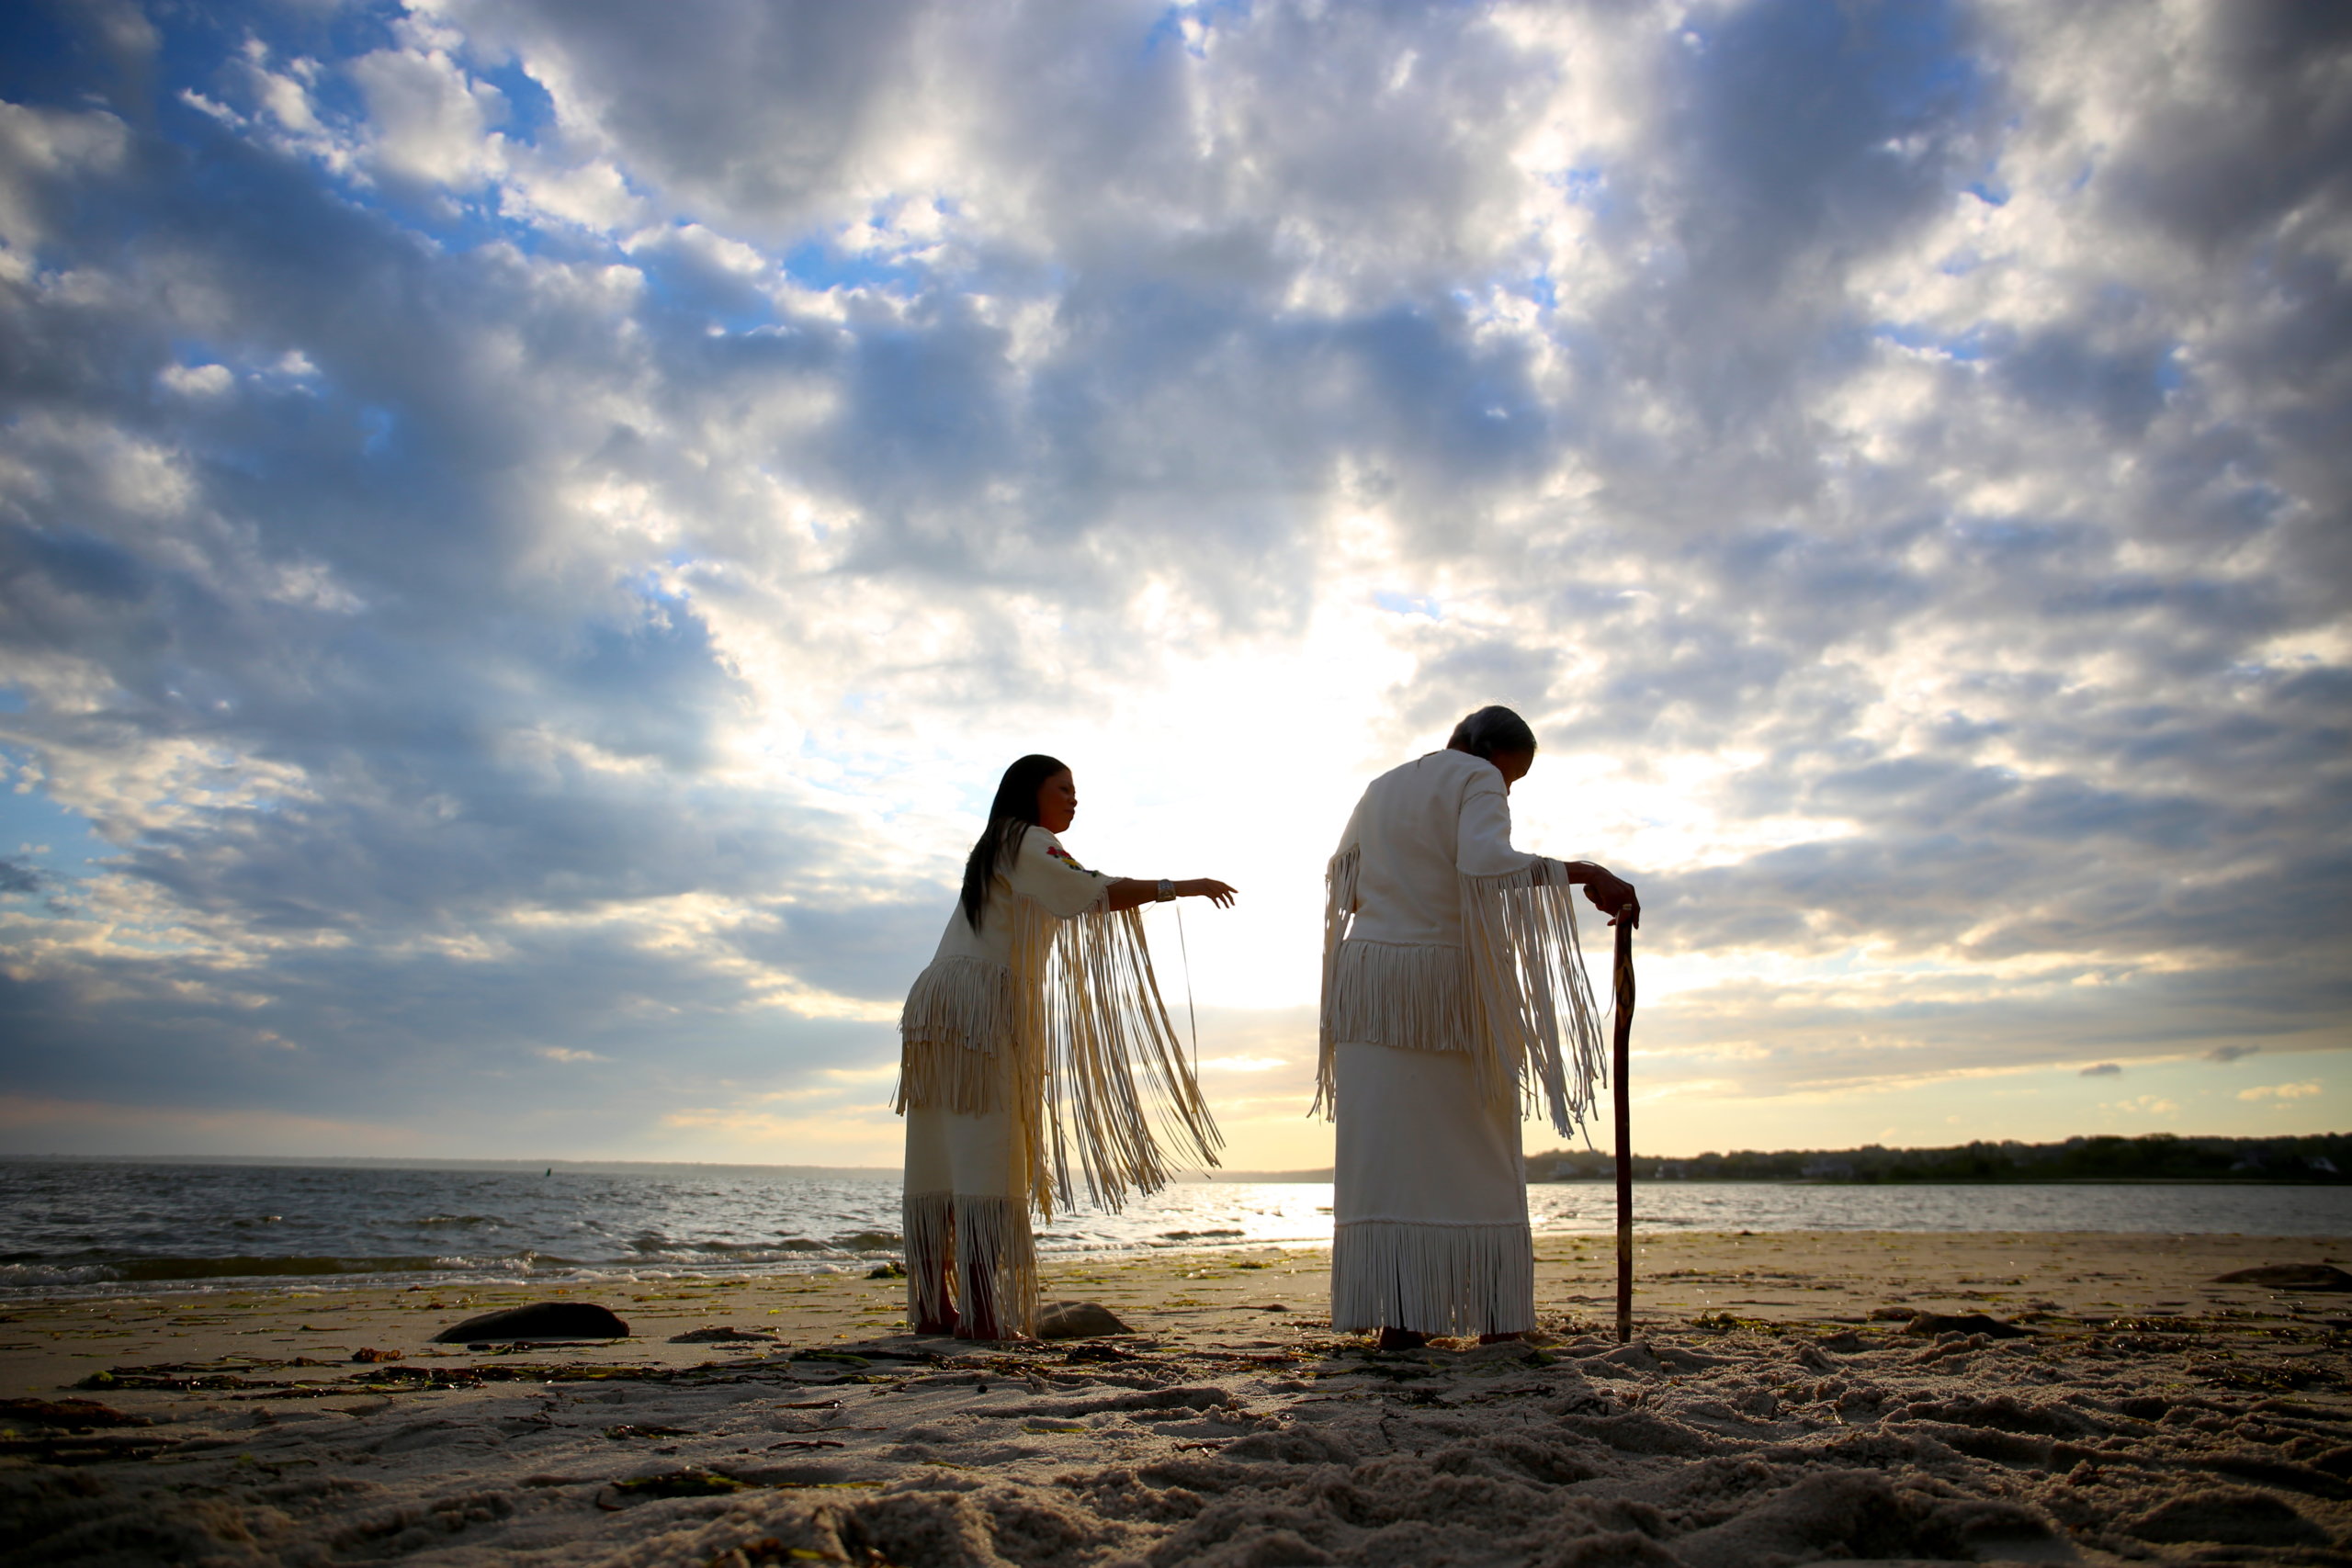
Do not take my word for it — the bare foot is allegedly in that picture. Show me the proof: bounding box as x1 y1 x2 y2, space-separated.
1377 1327 1430 1351
1478 1331 1528 1345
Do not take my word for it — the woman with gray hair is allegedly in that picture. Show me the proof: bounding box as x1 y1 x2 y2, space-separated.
1318 705 1638 1348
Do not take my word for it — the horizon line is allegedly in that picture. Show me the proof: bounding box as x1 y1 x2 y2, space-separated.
1 1125 2341 1177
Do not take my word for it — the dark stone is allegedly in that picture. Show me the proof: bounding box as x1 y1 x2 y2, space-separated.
431 1302 630 1343
667 1325 777 1343
1036 1301 1129 1338
2212 1263 2352 1291
1902 1313 2031 1338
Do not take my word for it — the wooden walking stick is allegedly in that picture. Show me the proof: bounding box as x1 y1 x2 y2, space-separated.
1613 908 1636 1345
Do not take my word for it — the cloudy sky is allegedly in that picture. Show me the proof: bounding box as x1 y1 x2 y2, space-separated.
1 0 2345 1170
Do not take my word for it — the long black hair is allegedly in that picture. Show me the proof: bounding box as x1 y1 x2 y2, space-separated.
959 753 1070 931
1446 705 1538 760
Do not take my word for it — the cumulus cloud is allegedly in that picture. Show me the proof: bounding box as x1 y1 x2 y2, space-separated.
2079 1063 2122 1077
2240 1082 2322 1103
0 0 2344 1158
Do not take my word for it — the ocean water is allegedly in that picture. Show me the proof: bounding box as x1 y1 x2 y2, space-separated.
3 1158 2346 1298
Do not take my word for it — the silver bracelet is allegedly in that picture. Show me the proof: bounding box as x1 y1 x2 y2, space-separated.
1155 878 1176 902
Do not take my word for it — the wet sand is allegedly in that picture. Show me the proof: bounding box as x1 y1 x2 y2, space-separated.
5 1230 2349 1564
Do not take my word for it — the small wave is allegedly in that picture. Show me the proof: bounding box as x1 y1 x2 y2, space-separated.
114 1255 487 1281
623 1244 847 1265
830 1231 901 1250
0 1262 121 1287
1 1253 574 1284
622 1234 837 1256
683 1239 805 1255
428 1254 545 1273
616 1241 855 1269
414 1214 498 1227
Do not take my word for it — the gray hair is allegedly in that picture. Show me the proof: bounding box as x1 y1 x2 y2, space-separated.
1446 705 1538 761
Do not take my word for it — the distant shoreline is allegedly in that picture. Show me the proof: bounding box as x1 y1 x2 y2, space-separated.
5 1156 2345 1188
1528 1130 2346 1186
1200 1172 2350 1187
4 1128 2344 1187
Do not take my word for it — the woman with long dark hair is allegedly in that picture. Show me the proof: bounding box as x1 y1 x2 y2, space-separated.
895 753 1236 1339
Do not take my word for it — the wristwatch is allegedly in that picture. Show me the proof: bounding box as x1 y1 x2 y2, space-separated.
1156 878 1176 902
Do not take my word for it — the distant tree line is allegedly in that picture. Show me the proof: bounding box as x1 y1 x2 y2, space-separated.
1526 1132 2348 1184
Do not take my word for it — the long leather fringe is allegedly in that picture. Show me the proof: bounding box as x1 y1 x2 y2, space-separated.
895 956 1031 1117
1458 861 1606 1137
894 897 1223 1224
1035 901 1224 1215
901 1190 1036 1337
1329 1218 1537 1337
1323 941 1479 1055
954 1194 1037 1337
902 1190 953 1328
1312 845 1361 1119
1316 847 1605 1139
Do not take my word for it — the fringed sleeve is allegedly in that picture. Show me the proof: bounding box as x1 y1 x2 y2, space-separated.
1312 841 1360 1120
1457 859 1607 1137
1029 904 1224 1216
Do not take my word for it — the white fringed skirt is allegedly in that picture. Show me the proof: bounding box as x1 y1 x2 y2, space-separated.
902 1072 1036 1336
1330 1040 1534 1337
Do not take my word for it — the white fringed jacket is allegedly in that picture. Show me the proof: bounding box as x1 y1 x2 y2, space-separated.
896 826 1220 1219
1320 750 1606 1137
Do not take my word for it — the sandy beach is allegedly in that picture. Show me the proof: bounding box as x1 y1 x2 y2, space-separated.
5 1229 2349 1565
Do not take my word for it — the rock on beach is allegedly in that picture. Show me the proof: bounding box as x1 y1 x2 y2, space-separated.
1035 1300 1128 1338
430 1301 631 1343
2213 1262 2352 1290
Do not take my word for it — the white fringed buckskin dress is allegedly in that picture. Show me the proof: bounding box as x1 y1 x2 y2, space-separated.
1319 750 1607 1337
896 826 1221 1336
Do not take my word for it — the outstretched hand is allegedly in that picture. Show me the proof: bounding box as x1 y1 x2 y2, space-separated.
1105 876 1238 913
1188 878 1238 909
